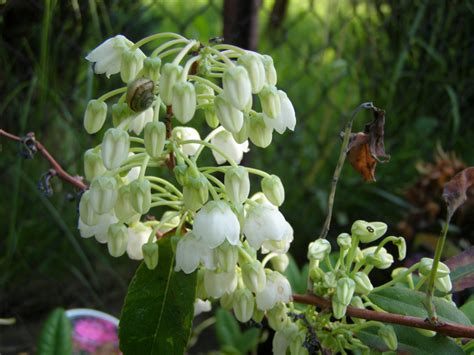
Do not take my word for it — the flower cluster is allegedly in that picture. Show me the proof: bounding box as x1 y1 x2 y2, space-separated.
79 32 296 330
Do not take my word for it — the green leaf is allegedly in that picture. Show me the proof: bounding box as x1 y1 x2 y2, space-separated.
215 308 240 348
445 246 474 292
357 324 464 355
368 287 471 326
119 237 197 355
37 308 72 355
236 327 260 354
460 300 474 324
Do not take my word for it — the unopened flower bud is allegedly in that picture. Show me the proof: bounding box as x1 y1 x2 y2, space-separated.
172 82 196 124
434 274 452 293
159 63 183 105
84 99 107 134
84 149 106 182
253 308 265 323
271 254 289 273
353 272 373 294
115 185 140 224
107 222 128 257
259 85 281 119
307 239 331 261
215 94 244 133
337 233 352 250
237 52 265 94
173 164 188 186
416 328 436 337
225 166 250 205
394 237 406 260
248 113 273 148
79 191 99 226
143 57 162 81
351 220 387 243
261 54 277 86
363 247 394 269
336 277 355 306
323 271 337 288
233 288 255 323
378 325 397 351
261 174 285 206
220 292 234 310
144 121 166 158
142 242 159 270
223 66 252 110
267 302 289 331
211 129 249 165
232 115 249 144
332 299 347 319
183 172 209 211
204 108 219 128
120 48 145 83
102 128 130 170
215 242 238 273
241 260 266 293
89 176 118 214
196 269 208 300
204 270 237 298
419 258 450 278
351 296 364 309
309 265 325 282
129 179 152 215
195 82 214 104
112 102 133 127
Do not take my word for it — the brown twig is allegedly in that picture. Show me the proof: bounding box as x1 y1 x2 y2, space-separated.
0 129 88 190
293 293 474 339
165 105 176 170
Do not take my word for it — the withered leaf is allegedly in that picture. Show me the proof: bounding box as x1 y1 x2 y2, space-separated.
346 106 390 181
442 167 474 219
444 246 474 292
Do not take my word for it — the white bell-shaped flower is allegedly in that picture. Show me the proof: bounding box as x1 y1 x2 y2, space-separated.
248 113 273 148
126 223 152 260
175 232 215 274
86 35 142 78
172 81 197 124
261 222 294 254
204 269 238 298
263 91 296 134
243 203 289 249
172 126 201 156
78 211 118 244
210 128 249 165
102 128 130 170
237 51 266 94
193 299 212 317
214 94 244 133
232 288 255 323
120 48 146 83
129 107 153 135
256 271 292 311
159 63 183 105
224 166 250 205
261 54 277 86
223 66 252 110
193 201 240 249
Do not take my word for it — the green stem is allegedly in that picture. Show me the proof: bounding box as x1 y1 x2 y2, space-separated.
181 55 201 81
213 44 246 55
151 38 188 57
139 155 150 179
188 75 223 93
372 262 420 292
146 176 183 197
237 246 254 263
150 201 182 209
172 40 198 65
131 32 186 51
206 46 235 67
261 252 279 268
98 87 127 102
202 172 226 191
158 47 184 60
178 139 238 168
345 235 359 271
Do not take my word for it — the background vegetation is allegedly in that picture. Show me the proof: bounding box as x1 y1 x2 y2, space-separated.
1 0 473 352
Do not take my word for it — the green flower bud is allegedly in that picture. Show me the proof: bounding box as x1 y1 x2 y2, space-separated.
129 179 152 215
378 325 397 351
143 57 162 81
267 302 289 331
363 247 394 269
261 174 285 206
416 328 436 337
183 173 209 211
204 108 219 128
332 298 347 319
419 258 450 278
232 114 249 144
142 242 159 269
215 94 244 133
173 164 188 186
289 332 308 355
307 239 331 261
144 121 166 158
112 102 133 127
261 54 277 86
271 254 290 273
84 99 107 134
115 184 140 224
79 191 99 226
233 288 255 323
107 222 128 257
241 260 266 293
220 292 234 310
337 233 352 250
351 296 364 309
248 113 273 148
225 166 250 205
390 267 413 288
102 128 130 170
237 52 265 94
259 84 281 119
159 63 183 105
195 82 214 104
223 66 252 110
89 176 118 214
84 149 106 182
353 272 373 295
172 82 196 124
434 274 452 293
394 237 406 260
336 277 355 306
215 242 238 273
351 220 387 243
120 48 145 83
196 269 208 300
309 265 325 282
323 271 337 288
252 308 265 323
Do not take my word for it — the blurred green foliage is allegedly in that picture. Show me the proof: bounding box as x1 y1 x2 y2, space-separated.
0 0 473 347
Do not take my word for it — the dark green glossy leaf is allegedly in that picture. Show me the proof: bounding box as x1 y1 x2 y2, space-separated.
358 324 464 355
215 308 240 348
236 327 260 354
37 308 72 355
445 246 474 292
119 237 197 355
368 287 471 326
460 300 474 325
283 254 309 294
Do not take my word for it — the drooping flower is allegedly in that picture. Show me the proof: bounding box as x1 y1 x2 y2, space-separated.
263 91 296 134
193 299 212 317
129 107 154 135
175 232 215 274
172 126 201 156
78 211 118 244
204 269 238 298
256 271 292 311
210 128 249 165
126 223 152 260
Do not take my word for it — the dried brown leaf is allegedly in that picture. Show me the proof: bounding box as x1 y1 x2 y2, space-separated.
442 167 474 219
